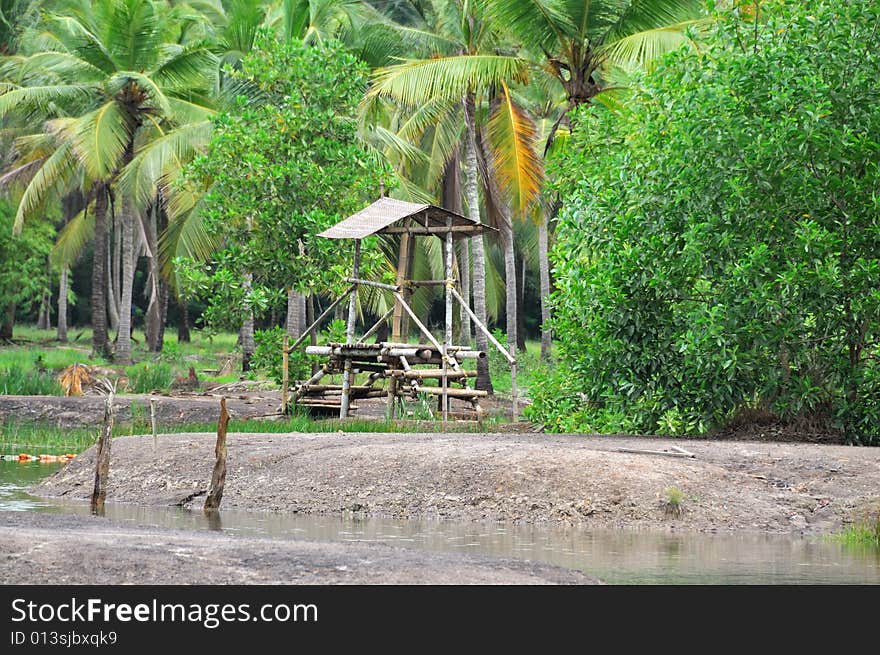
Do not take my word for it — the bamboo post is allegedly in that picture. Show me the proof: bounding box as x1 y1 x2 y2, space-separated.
443 219 454 426
340 240 361 419
91 386 115 515
281 333 289 415
204 397 229 511
149 398 157 451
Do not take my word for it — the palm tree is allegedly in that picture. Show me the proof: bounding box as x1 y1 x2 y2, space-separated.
364 0 539 390
489 0 705 147
0 0 217 362
488 0 706 360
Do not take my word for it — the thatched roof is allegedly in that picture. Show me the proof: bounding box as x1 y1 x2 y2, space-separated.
318 197 495 240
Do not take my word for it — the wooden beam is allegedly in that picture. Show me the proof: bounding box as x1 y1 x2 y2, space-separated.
382 225 487 235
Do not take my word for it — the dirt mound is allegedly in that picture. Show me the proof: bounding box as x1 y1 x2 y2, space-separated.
35 431 880 535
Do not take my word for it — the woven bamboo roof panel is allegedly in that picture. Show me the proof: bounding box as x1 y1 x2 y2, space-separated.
318 197 494 240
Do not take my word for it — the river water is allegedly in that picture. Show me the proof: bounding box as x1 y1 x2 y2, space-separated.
2 460 878 584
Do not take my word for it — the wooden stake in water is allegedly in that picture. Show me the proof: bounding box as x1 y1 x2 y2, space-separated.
204 397 229 511
91 386 116 515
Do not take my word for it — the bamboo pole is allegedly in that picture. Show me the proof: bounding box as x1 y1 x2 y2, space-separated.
360 307 394 343
392 291 443 352
345 277 399 292
391 369 472 379
204 397 229 511
413 385 489 398
340 240 361 419
443 218 454 426
281 333 289 415
449 286 516 364
288 285 355 352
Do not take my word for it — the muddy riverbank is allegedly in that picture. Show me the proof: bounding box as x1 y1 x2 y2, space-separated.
33 431 880 534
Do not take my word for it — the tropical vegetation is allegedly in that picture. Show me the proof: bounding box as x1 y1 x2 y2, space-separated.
2 0 875 444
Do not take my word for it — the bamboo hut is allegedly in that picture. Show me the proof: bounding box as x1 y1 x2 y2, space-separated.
282 197 517 423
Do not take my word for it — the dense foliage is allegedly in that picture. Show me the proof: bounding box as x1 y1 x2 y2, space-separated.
182 34 387 333
528 1 880 443
0 200 54 336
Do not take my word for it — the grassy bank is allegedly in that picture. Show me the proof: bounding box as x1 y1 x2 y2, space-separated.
1 326 245 395
833 513 880 551
0 413 504 457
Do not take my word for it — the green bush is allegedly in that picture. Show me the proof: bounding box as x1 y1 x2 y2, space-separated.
0 364 62 395
126 362 173 393
532 1 880 443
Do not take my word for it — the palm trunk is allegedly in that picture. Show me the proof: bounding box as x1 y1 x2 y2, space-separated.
499 212 517 359
115 198 136 364
442 148 471 343
0 303 13 340
91 184 109 358
36 267 50 330
177 297 191 342
538 212 552 360
155 202 169 351
516 253 527 352
458 238 471 344
144 205 162 352
240 272 255 372
107 217 119 332
57 267 68 343
463 94 492 392
286 288 306 338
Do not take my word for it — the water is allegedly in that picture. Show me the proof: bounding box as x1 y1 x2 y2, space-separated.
2 460 878 584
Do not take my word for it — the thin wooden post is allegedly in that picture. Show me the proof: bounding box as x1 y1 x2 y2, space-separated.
281 333 289 415
204 397 229 511
340 240 361 419
149 397 157 451
91 387 115 515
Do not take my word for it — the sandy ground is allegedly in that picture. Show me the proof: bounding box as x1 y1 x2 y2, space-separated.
0 511 596 584
34 431 880 535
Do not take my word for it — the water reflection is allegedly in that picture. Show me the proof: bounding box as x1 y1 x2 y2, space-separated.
2 461 879 584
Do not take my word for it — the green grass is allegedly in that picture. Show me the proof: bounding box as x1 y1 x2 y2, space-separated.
0 412 503 456
0 325 253 395
833 513 880 551
0 421 102 456
125 362 174 393
0 364 63 395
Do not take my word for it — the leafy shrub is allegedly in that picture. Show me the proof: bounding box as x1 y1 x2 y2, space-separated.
253 326 326 386
532 1 880 444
